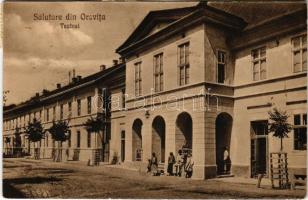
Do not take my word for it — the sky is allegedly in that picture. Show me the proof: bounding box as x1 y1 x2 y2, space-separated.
3 1 195 105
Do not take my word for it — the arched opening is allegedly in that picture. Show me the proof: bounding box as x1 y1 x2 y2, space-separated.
152 116 166 163
132 119 143 161
175 112 193 154
215 112 233 175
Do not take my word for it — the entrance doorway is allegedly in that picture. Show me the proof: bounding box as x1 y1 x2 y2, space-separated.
175 112 193 153
121 131 125 162
250 120 268 178
215 113 233 175
152 116 166 163
132 119 143 161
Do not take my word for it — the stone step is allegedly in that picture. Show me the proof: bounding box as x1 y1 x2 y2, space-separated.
216 174 235 178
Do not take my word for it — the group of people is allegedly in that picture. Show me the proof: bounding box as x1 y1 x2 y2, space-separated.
146 146 231 178
147 149 194 178
168 150 194 178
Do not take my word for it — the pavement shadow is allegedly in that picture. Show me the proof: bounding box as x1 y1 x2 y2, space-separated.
3 176 62 185
3 180 26 198
30 167 75 175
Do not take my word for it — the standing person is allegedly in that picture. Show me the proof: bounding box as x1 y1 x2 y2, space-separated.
167 152 176 176
181 150 188 177
151 153 158 176
223 146 231 174
185 153 194 178
147 159 152 173
175 150 183 176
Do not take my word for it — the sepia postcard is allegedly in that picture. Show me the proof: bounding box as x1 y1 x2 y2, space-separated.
2 0 307 198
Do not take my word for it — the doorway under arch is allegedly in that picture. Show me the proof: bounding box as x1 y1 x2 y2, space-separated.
132 119 143 161
215 112 233 175
152 116 166 163
175 112 193 153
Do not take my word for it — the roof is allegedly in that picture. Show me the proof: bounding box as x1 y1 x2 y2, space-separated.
208 1 306 29
116 1 306 54
4 63 125 115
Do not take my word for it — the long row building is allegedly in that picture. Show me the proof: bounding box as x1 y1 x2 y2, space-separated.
3 2 307 179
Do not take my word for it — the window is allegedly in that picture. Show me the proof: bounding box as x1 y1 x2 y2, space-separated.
252 47 266 81
292 35 307 73
53 106 56 120
154 53 164 92
60 104 64 120
77 99 81 116
178 42 190 86
87 131 91 148
39 110 42 120
217 50 226 83
87 96 92 114
251 120 268 136
46 108 49 122
134 62 142 96
77 131 81 148
122 89 126 109
68 102 72 118
294 113 307 150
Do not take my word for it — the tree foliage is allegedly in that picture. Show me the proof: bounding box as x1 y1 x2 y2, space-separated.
83 115 105 134
268 108 293 151
14 126 22 147
49 120 70 142
25 118 45 143
4 137 11 144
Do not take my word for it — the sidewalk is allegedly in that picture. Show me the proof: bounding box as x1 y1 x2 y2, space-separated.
212 176 271 186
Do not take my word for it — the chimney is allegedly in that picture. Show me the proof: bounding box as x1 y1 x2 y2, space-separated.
42 89 49 95
113 59 118 66
100 65 106 71
77 75 82 81
35 93 39 98
72 77 77 83
69 71 71 84
119 57 125 63
56 83 61 89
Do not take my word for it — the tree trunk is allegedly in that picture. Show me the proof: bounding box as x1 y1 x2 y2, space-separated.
280 138 283 152
56 141 62 162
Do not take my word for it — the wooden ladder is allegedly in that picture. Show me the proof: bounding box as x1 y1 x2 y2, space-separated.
270 152 289 189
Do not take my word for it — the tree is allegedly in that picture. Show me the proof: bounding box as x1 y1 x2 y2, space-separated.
48 120 70 162
4 137 11 145
14 127 22 156
24 118 45 159
4 137 11 155
268 108 293 151
83 115 106 165
3 90 9 106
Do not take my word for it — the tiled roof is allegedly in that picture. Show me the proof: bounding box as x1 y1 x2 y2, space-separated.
208 1 306 29
3 63 124 114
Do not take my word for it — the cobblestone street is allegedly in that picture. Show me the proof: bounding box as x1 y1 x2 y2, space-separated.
2 158 306 198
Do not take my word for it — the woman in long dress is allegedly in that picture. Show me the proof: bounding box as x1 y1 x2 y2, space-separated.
151 153 158 175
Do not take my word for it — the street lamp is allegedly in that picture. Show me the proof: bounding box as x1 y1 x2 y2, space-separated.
145 110 150 119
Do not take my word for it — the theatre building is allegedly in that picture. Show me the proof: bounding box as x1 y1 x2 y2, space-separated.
3 2 307 180
112 2 307 179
